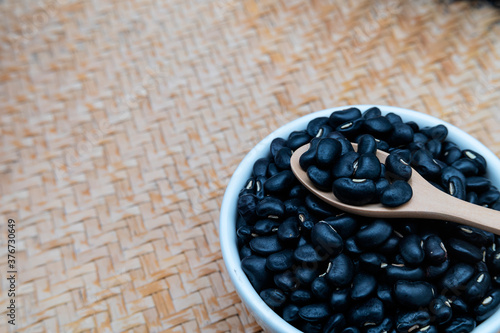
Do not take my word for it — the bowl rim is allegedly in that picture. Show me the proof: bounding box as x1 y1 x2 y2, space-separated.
220 105 500 333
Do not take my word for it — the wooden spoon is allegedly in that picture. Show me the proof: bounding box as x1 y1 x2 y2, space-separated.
291 143 500 235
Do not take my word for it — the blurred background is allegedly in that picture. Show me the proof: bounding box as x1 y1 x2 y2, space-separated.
1 0 500 332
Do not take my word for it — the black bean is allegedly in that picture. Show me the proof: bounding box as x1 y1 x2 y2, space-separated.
423 235 447 265
308 165 333 191
348 298 384 327
305 194 340 218
252 158 269 177
385 112 403 124
255 176 265 199
277 217 300 244
299 303 332 322
270 137 286 158
386 265 425 282
390 122 414 146
267 162 280 177
294 244 327 263
365 317 393 333
337 118 365 139
237 225 253 243
253 219 280 235
316 138 342 169
329 108 362 128
351 273 377 301
256 197 285 219
240 177 256 196
466 191 479 204
363 107 382 119
385 152 412 181
289 184 307 198
411 149 441 180
323 215 358 239
333 178 377 206
466 176 491 193
327 253 354 287
447 238 482 264
307 117 330 137
298 322 322 333
345 237 364 254
375 178 390 200
310 276 331 301
474 289 500 321
290 289 313 304
443 146 462 165
377 284 395 308
287 131 311 150
395 311 430 333
357 134 378 155
452 158 478 177
354 153 381 180
479 188 500 206
283 199 301 216
266 249 293 272
337 136 356 154
429 295 452 325
380 180 413 207
394 280 434 309
441 166 466 189
249 234 283 256
282 304 300 323
377 233 401 255
237 194 258 223
376 139 390 152
426 259 450 279
463 149 487 175
274 147 292 170
299 139 320 170
413 132 428 144
323 313 346 333
239 245 252 259
316 124 334 138
487 249 500 274
363 116 394 137
464 272 491 303
260 288 287 308
440 263 475 294
332 151 359 178
444 317 476 333
241 255 271 292
359 253 387 274
448 176 466 200
355 219 393 249
421 124 448 142
399 234 425 266
330 288 351 312
311 222 343 256
274 270 298 292
264 170 295 195
425 139 442 158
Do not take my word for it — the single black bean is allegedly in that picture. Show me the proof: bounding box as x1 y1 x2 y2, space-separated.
441 166 466 189
452 158 478 177
282 304 300 323
463 149 487 175
440 263 475 294
479 188 500 206
316 138 342 169
423 235 447 265
376 139 390 152
386 112 402 124
411 149 442 180
453 224 495 247
332 151 359 178
365 317 393 333
386 265 425 282
270 137 286 158
256 197 285 219
345 237 364 254
311 276 331 301
466 176 491 193
363 107 382 119
323 313 346 333
286 131 311 150
337 136 356 154
260 288 287 308
385 152 412 181
426 259 450 279
240 177 256 196
394 280 434 309
466 191 479 204
337 118 365 139
421 124 448 141
289 184 307 199
474 289 500 321
274 147 293 170
311 222 343 256
255 176 265 199
354 153 381 180
359 252 387 274
307 165 333 191
348 298 384 327
249 234 283 256
444 318 476 333
305 194 340 218
283 199 301 216
380 180 413 207
448 176 466 200
264 170 295 195
389 122 414 146
357 134 378 155
377 284 395 308
464 272 491 303
429 295 452 325
476 260 489 272
330 288 351 312
351 273 377 301
355 219 393 249
274 270 298 292
375 178 390 200
377 233 401 255
241 255 271 292
299 138 320 170
239 245 252 259
323 215 358 239
299 303 331 322
237 194 258 223
294 244 327 263
253 158 269 177
253 219 280 235
277 217 300 244
237 225 253 243
266 249 293 272
290 289 313 304
307 117 330 137
393 254 406 265
395 311 430 333
447 238 482 264
363 116 393 138
443 146 462 165
329 108 362 128
333 178 377 206
399 234 425 265
327 253 354 287
389 148 411 161
267 162 280 177
315 124 333 138
449 297 469 315
425 139 442 158
413 132 428 144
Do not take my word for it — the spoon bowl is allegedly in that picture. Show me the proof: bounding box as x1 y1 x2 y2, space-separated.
291 143 500 235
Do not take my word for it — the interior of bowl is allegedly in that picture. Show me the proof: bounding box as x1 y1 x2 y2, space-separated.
220 105 500 333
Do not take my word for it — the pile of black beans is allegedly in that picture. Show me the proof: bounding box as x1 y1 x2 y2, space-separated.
300 129 413 207
236 107 500 333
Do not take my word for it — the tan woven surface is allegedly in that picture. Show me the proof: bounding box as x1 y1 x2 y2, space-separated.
1 0 500 332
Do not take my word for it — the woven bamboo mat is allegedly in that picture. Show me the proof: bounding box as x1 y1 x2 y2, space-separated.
1 0 500 332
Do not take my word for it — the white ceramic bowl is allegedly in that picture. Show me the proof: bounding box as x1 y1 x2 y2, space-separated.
220 105 500 333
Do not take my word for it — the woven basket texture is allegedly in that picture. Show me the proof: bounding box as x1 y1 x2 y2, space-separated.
1 0 500 332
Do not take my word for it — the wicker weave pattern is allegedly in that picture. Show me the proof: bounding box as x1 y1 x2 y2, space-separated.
1 0 500 332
